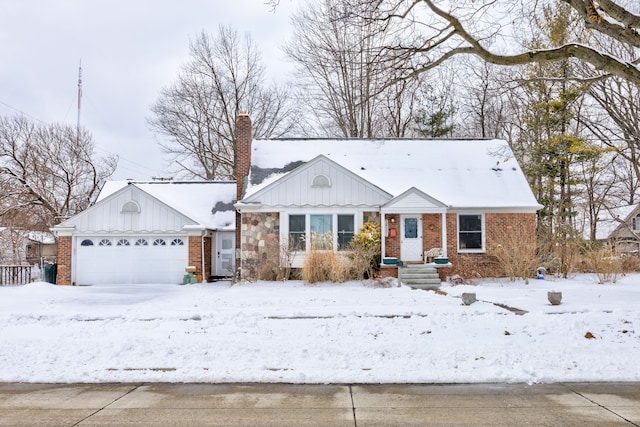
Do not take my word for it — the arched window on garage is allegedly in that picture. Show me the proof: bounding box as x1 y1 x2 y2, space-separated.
116 239 130 246
134 238 148 246
98 239 112 246
170 238 184 246
121 201 140 214
153 238 166 246
80 239 94 246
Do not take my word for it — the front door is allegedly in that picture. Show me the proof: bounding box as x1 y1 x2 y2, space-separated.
215 232 235 276
401 215 423 262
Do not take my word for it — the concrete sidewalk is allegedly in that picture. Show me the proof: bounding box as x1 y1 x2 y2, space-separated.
0 382 638 426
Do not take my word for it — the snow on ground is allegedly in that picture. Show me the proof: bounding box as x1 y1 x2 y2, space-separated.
0 274 639 384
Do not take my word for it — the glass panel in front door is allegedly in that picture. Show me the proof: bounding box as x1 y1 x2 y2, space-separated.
404 217 418 238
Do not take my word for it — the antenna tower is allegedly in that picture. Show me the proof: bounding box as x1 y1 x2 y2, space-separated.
77 60 82 144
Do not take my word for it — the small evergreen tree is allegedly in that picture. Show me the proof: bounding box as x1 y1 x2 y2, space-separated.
348 221 381 280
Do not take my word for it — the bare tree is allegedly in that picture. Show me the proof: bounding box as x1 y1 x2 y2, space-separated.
0 115 117 229
339 0 640 87
285 0 422 137
149 26 296 180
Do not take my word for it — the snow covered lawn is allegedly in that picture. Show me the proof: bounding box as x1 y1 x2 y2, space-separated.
0 274 639 384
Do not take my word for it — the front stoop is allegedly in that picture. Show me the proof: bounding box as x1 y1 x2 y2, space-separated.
399 264 442 290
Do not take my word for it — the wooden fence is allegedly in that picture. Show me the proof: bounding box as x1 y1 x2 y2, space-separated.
0 265 32 285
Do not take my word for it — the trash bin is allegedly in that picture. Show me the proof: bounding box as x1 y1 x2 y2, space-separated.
43 263 57 284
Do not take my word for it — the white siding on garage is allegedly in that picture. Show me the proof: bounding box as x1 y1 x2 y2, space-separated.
74 236 188 285
71 186 196 233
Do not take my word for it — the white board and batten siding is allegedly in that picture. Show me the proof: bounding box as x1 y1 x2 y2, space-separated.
382 187 448 214
245 156 392 208
71 185 196 233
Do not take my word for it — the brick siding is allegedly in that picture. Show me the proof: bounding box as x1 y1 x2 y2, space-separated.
56 236 72 285
188 236 204 282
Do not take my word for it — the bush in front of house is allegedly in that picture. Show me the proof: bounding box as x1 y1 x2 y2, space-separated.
347 221 381 280
493 232 538 282
301 249 348 284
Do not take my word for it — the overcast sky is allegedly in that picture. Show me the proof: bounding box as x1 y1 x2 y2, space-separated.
0 1 295 180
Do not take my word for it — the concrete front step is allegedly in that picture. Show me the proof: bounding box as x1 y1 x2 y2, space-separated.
399 265 442 290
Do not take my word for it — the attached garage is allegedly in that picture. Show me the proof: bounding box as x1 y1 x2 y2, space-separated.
74 236 188 285
53 181 236 285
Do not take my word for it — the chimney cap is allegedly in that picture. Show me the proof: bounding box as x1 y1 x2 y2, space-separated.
239 111 248 116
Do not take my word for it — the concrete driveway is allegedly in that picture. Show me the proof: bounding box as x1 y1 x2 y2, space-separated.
0 382 638 426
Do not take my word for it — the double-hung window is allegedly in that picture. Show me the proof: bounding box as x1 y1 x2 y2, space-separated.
337 215 355 250
458 214 484 251
289 215 306 251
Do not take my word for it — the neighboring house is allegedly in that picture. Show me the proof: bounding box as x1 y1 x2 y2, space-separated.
0 228 57 265
587 204 640 254
234 114 542 279
52 181 236 285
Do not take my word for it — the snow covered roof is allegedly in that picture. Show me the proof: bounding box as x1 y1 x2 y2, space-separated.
98 181 236 230
589 204 639 240
245 138 541 209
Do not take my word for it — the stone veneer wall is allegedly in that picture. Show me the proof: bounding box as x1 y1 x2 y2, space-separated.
240 212 280 277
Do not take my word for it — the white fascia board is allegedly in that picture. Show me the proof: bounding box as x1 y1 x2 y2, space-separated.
50 225 75 236
234 202 263 212
449 206 542 214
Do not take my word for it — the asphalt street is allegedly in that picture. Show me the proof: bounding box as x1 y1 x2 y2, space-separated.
0 382 638 426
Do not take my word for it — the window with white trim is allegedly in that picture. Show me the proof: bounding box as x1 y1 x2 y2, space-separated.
458 214 484 251
289 215 306 251
337 215 355 250
310 214 333 249
288 213 356 251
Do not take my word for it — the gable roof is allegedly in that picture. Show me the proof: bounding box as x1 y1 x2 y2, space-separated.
99 181 236 230
242 155 392 208
55 181 236 232
587 204 640 240
245 138 541 210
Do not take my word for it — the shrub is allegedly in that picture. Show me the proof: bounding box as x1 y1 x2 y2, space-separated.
582 243 622 284
301 250 348 284
493 232 538 283
347 221 381 280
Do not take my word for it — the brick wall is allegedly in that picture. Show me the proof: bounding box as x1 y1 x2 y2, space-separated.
422 214 442 253
56 236 72 286
385 214 400 258
235 113 252 268
446 212 537 278
188 236 203 282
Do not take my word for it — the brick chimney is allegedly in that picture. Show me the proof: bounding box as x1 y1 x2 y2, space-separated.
235 112 252 201
234 113 251 275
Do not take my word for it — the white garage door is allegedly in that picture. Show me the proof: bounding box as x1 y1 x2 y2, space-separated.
75 236 189 285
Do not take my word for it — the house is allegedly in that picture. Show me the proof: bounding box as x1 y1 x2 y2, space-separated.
234 114 542 279
0 228 57 265
586 204 640 254
52 181 236 285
